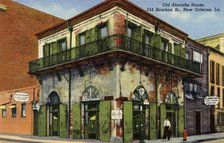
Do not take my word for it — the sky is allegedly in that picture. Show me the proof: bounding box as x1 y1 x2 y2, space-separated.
13 0 224 39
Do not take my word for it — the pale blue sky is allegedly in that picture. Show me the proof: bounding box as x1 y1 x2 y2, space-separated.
14 0 224 39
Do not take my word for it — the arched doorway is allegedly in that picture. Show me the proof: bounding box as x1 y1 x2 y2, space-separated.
47 91 61 136
132 85 149 139
161 91 179 137
82 86 100 139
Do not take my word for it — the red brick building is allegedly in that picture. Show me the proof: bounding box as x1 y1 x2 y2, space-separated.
0 0 64 135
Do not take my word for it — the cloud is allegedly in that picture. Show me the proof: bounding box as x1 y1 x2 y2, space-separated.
194 12 218 23
29 2 79 19
169 11 191 21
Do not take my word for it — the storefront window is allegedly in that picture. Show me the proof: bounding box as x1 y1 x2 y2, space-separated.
21 103 26 117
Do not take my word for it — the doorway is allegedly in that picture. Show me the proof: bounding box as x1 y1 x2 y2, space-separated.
195 111 201 134
84 101 99 139
133 102 146 139
166 111 176 137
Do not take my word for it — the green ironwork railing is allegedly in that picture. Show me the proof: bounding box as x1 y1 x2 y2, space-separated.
29 34 201 74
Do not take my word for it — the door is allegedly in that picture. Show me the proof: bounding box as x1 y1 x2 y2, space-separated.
84 102 99 139
166 112 176 137
196 111 201 134
52 106 59 136
133 103 146 140
124 101 133 142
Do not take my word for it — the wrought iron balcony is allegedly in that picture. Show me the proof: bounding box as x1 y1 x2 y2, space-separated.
29 34 201 74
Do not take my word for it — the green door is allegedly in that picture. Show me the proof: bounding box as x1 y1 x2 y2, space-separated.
72 103 81 139
38 105 47 136
160 103 166 138
149 103 157 140
59 104 67 138
178 106 184 137
133 26 143 54
99 101 111 142
124 101 133 142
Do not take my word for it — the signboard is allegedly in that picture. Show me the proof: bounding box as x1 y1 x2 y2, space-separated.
204 96 219 106
14 92 29 102
111 110 122 120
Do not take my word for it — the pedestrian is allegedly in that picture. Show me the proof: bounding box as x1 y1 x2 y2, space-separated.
163 116 171 140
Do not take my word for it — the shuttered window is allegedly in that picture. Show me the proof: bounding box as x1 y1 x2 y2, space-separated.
58 38 67 51
210 61 215 83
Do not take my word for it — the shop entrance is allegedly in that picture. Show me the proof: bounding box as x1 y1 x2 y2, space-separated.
133 102 146 139
82 85 100 139
47 91 60 136
166 111 176 137
131 85 149 140
84 101 99 139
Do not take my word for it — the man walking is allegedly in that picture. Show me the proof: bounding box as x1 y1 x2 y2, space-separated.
163 116 171 140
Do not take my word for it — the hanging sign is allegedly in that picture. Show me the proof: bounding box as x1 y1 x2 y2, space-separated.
14 92 29 102
111 110 123 120
204 96 219 106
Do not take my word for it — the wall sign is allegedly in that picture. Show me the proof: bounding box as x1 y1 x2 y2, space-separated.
14 92 29 102
204 96 219 106
111 110 122 120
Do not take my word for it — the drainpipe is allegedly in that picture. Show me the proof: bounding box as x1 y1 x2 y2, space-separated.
67 21 73 138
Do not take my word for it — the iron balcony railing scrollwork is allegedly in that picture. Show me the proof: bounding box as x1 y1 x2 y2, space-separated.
29 34 201 74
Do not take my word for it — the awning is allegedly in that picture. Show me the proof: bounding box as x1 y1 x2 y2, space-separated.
9 105 16 109
0 105 6 109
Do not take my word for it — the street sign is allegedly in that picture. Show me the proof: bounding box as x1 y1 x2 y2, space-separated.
111 110 122 120
204 96 219 106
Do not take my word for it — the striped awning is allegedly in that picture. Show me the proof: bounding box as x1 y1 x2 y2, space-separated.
0 105 6 109
9 105 16 109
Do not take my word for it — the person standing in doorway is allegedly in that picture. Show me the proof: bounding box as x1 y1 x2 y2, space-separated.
163 116 171 140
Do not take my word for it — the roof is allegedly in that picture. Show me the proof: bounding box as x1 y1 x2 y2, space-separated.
196 33 224 42
36 0 188 40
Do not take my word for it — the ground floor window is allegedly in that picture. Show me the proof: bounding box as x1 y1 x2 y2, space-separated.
11 104 16 118
217 112 224 126
21 103 26 117
1 105 6 118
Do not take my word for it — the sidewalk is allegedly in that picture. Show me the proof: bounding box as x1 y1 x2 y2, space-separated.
0 132 224 143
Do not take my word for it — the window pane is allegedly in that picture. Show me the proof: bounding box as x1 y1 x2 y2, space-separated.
193 51 203 63
80 34 85 45
100 26 108 38
59 39 66 51
127 27 132 38
21 104 26 117
11 104 16 117
189 83 193 92
216 63 220 85
2 105 6 118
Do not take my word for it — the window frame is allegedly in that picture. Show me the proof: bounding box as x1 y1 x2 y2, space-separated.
11 104 16 118
79 32 86 46
1 105 6 118
97 22 108 39
21 103 26 118
57 38 67 52
216 63 220 85
210 61 215 84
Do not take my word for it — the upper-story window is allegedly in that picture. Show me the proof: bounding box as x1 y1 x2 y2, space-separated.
216 63 220 85
185 82 201 100
79 32 86 45
58 38 67 51
210 60 215 84
98 24 108 38
193 51 203 63
43 38 67 57
161 38 168 51
186 51 190 60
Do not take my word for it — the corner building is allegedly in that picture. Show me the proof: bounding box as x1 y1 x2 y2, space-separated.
29 0 202 141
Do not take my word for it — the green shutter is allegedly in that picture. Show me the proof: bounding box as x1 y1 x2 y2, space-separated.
86 30 91 43
174 44 181 57
181 47 186 59
178 106 184 137
74 34 80 59
167 43 172 64
150 34 162 49
38 105 47 136
124 101 133 142
133 26 143 54
52 42 58 54
99 101 111 142
72 103 81 139
160 103 166 138
149 103 157 140
59 104 67 138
